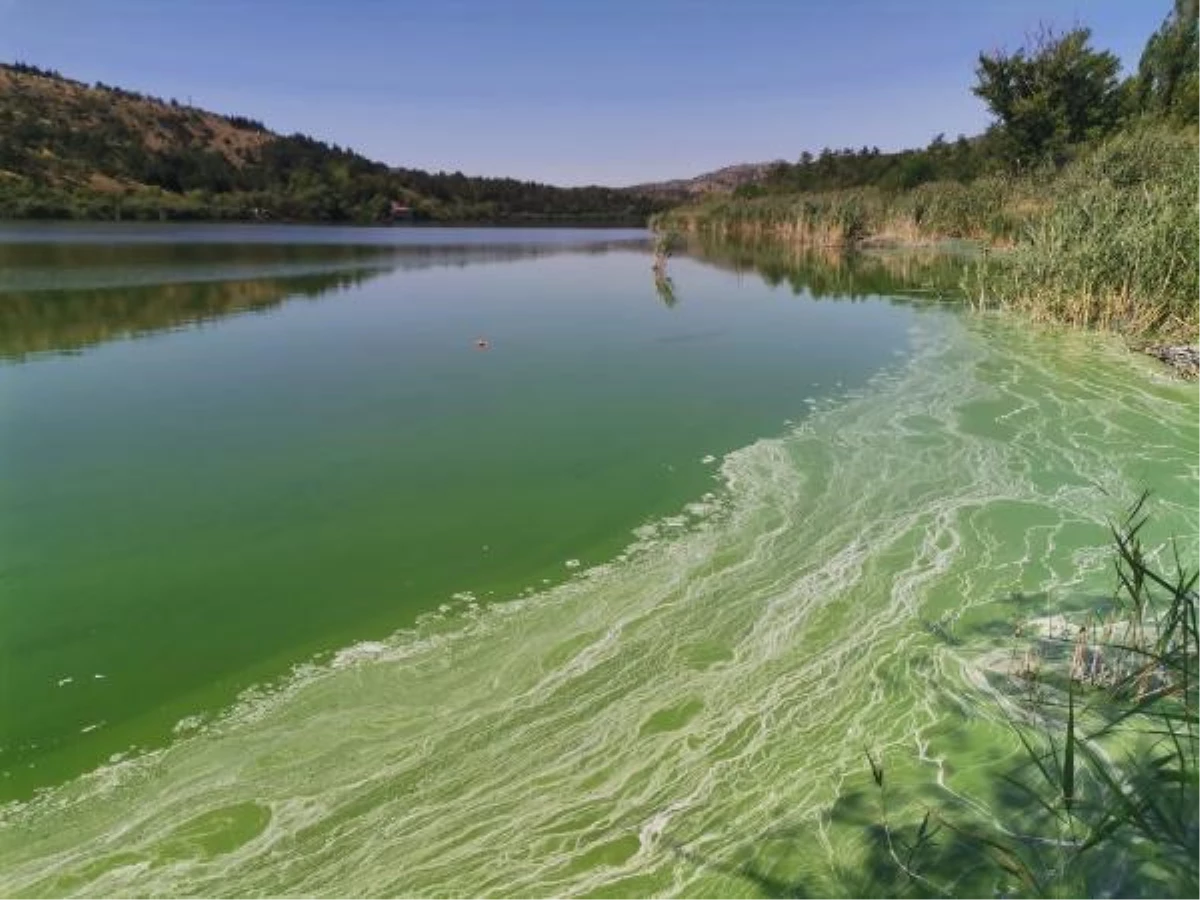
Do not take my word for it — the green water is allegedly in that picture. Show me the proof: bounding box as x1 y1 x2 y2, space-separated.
0 226 1196 897
1 226 918 798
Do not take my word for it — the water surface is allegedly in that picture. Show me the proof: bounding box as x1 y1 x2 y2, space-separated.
1 226 917 800
0 226 1195 897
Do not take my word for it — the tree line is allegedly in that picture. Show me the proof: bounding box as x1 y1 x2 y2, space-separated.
738 0 1197 199
0 63 664 223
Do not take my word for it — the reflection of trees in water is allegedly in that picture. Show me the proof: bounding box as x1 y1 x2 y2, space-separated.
0 270 383 360
0 242 405 273
685 236 972 303
0 239 650 289
0 240 650 360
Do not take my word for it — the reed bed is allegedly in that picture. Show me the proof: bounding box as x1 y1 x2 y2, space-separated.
971 128 1199 342
995 495 1198 896
653 177 1039 248
868 495 1199 898
656 127 1199 341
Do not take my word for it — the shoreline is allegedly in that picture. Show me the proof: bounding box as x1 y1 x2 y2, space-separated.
661 224 1200 379
1142 344 1200 379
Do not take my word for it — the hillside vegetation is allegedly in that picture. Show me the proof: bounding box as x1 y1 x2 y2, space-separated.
656 1 1199 341
0 63 663 224
627 161 787 201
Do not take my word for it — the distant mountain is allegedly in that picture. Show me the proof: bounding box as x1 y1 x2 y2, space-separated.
626 161 786 200
0 62 665 223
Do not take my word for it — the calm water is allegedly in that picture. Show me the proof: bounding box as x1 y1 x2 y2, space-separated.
1 226 918 796
0 225 1196 896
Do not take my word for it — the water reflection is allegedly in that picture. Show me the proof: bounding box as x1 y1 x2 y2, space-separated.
653 272 679 308
2 234 973 362
0 241 644 360
0 271 384 361
683 235 973 302
651 232 681 308
0 240 646 292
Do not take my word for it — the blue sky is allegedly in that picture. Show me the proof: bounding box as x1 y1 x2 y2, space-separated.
0 0 1169 186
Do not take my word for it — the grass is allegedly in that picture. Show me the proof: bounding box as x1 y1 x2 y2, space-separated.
652 176 1036 248
656 127 1199 342
872 493 1199 897
969 128 1199 342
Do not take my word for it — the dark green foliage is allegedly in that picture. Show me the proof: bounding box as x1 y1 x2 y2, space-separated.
973 28 1124 167
226 115 267 132
6 61 71 81
752 136 997 198
1134 0 1199 124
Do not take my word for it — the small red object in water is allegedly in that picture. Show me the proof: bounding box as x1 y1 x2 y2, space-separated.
475 338 490 349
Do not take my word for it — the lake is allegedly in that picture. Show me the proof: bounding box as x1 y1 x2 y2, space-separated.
1 225 1196 897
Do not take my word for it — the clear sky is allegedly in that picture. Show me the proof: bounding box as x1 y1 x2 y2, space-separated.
0 0 1170 186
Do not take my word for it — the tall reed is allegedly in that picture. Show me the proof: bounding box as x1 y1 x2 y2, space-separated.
875 494 1198 897
653 178 1038 249
970 128 1199 341
656 126 1199 341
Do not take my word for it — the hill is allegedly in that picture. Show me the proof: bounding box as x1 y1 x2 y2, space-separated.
0 63 664 224
626 161 785 200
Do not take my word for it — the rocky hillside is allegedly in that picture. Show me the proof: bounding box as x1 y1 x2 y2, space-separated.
626 161 785 200
0 62 663 223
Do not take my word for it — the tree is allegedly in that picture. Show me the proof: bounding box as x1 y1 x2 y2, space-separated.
973 28 1123 168
1134 0 1199 123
